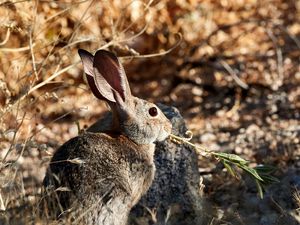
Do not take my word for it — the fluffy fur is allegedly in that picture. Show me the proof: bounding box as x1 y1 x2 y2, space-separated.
42 49 172 225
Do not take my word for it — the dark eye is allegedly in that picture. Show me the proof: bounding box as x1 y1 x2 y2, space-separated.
148 107 158 117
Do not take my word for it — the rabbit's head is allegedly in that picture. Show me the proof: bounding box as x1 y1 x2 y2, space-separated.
78 49 172 145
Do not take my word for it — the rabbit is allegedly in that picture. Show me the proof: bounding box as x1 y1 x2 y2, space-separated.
42 49 172 225
89 104 208 225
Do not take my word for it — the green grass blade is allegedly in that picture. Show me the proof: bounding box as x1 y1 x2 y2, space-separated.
222 159 237 178
255 179 264 199
213 152 248 164
239 164 264 182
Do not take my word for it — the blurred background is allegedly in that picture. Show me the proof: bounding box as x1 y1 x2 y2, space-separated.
0 0 299 224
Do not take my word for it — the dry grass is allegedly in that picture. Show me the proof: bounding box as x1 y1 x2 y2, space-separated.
0 0 299 224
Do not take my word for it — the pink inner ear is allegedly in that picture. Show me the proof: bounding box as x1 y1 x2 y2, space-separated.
86 74 114 102
93 50 127 101
93 68 116 102
78 49 115 102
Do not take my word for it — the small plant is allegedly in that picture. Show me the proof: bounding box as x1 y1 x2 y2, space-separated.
169 131 279 198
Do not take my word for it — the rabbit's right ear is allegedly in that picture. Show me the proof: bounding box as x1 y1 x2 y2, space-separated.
93 50 132 103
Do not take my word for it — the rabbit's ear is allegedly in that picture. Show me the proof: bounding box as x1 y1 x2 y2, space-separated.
78 49 94 76
93 50 132 102
78 49 115 102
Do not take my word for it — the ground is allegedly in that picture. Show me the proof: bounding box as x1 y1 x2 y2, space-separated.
0 1 299 224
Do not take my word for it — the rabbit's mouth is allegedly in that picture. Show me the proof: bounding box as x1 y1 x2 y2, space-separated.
156 132 169 142
156 122 172 142
121 120 172 145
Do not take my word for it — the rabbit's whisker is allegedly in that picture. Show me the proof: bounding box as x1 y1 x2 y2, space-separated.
49 158 85 165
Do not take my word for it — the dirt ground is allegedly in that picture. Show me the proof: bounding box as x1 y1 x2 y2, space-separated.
0 1 299 224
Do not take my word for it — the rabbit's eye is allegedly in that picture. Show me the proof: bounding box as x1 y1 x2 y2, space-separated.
148 107 158 117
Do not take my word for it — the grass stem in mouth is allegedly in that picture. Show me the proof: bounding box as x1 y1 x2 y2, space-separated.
169 131 279 198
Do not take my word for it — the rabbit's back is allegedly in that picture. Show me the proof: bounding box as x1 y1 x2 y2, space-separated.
43 132 155 224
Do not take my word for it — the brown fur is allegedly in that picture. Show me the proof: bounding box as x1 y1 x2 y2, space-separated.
42 49 172 225
43 132 156 224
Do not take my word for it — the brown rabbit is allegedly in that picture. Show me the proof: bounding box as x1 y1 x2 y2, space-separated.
42 49 172 225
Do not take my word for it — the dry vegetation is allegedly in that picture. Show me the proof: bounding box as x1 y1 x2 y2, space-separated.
0 0 299 224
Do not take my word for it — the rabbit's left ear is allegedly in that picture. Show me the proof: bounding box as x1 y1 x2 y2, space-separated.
78 49 94 76
93 50 131 102
78 49 110 101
